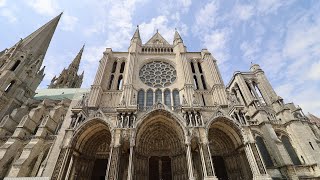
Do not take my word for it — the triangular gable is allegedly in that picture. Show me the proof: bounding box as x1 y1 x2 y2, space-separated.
145 31 170 45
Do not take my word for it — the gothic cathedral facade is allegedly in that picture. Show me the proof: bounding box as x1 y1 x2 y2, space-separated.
1 14 320 180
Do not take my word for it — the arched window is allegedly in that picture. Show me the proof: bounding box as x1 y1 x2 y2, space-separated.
281 135 301 165
201 75 207 89
155 89 162 103
117 75 123 90
146 89 153 107
190 62 195 73
197 62 203 73
5 81 15 93
120 62 125 73
111 62 117 73
256 136 274 167
108 75 114 90
10 60 20 71
173 90 180 107
193 75 199 89
164 89 171 107
137 90 145 109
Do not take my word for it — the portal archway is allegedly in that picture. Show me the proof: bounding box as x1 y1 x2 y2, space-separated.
68 118 112 180
134 110 188 180
207 117 252 180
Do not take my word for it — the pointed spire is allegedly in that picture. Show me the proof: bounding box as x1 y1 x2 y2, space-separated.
19 12 62 59
131 25 142 45
48 45 84 89
173 29 183 45
68 44 85 71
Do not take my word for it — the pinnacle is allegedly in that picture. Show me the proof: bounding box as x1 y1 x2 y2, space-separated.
131 25 142 44
174 29 182 40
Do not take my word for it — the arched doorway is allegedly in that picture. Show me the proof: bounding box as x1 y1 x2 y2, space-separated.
208 117 252 180
68 119 112 180
134 110 188 180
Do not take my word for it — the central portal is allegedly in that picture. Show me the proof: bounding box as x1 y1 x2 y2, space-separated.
149 156 172 180
134 113 188 180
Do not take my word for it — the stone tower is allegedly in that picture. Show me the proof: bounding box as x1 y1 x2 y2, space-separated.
0 13 62 120
48 45 84 89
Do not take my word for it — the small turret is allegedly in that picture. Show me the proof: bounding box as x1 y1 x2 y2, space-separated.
173 29 183 45
131 25 142 45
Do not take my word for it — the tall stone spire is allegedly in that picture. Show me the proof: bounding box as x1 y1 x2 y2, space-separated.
19 13 62 59
48 45 85 89
0 13 62 120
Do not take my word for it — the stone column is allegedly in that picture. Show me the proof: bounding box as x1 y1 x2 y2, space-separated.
106 145 120 180
65 154 74 180
127 146 134 180
244 143 272 180
199 144 208 176
186 143 195 180
202 142 218 180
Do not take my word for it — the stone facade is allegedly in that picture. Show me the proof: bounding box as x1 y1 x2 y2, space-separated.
0 14 320 180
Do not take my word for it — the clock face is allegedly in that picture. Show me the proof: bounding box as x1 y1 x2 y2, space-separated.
139 61 177 88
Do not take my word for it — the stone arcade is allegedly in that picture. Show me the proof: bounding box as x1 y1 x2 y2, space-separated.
1 14 320 180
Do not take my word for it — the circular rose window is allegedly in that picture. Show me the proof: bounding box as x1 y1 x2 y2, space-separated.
139 61 177 87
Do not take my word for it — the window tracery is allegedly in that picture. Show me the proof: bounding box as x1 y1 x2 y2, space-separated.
139 61 176 88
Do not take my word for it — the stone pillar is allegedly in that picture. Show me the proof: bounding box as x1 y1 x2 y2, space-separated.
127 146 134 180
186 143 195 180
106 145 120 180
244 143 272 180
65 154 74 180
199 144 208 176
199 138 218 180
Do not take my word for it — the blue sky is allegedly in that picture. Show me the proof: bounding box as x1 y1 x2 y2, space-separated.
0 0 319 116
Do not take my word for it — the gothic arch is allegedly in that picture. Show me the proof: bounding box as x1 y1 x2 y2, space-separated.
206 116 252 180
205 115 246 146
67 118 113 180
71 118 112 155
135 108 187 139
133 109 188 179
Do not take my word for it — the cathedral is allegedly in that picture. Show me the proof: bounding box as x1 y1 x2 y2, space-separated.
1 13 320 180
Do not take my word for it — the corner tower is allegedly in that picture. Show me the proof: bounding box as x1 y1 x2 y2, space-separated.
48 45 85 88
0 13 62 119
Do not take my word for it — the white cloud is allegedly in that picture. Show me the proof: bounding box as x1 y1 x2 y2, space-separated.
233 4 254 21
0 0 6 7
61 13 78 32
256 0 294 14
203 29 230 64
240 39 261 62
26 0 59 16
0 8 17 23
103 0 145 50
307 61 320 81
193 1 219 34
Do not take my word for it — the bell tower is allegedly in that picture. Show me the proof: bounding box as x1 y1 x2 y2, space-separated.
0 13 62 119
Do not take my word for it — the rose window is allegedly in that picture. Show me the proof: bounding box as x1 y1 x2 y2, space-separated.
139 61 177 87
